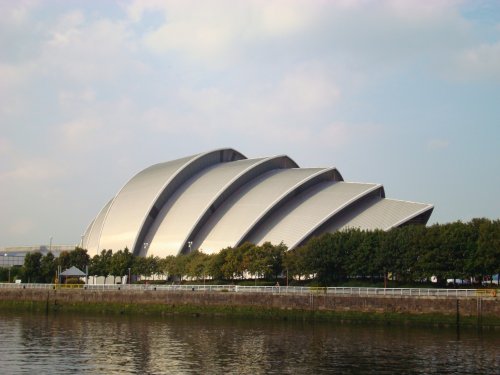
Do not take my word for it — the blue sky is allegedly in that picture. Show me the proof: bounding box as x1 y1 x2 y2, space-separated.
1 0 499 247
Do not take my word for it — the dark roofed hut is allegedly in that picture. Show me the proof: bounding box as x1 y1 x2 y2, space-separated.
60 266 86 284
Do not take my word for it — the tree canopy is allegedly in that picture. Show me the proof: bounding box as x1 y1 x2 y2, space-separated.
12 218 500 286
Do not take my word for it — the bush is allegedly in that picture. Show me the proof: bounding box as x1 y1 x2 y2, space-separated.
64 277 85 284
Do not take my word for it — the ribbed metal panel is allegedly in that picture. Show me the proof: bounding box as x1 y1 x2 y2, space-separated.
247 182 379 249
97 155 197 252
84 198 114 254
195 168 326 253
96 149 246 254
145 157 272 257
82 148 433 256
339 199 434 231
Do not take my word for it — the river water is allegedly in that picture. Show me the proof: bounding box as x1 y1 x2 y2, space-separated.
0 312 498 374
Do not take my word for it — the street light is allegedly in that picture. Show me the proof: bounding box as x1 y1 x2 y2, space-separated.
188 241 193 253
128 267 131 285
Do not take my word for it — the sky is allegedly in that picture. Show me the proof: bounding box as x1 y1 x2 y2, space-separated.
1 0 499 247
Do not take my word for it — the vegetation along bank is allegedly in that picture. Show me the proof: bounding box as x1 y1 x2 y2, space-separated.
3 218 500 287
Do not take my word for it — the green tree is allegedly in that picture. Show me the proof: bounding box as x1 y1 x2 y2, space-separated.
243 242 267 279
220 246 245 280
476 219 500 282
259 242 286 280
40 252 56 283
88 249 113 283
159 256 177 280
185 251 210 280
174 253 189 281
344 229 368 279
283 245 310 282
207 248 230 281
305 232 348 285
0 267 9 282
132 256 148 280
136 256 161 280
57 251 72 271
110 248 134 283
23 252 43 283
69 247 90 271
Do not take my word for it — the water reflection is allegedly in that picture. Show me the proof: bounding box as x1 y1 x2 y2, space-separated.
0 312 498 374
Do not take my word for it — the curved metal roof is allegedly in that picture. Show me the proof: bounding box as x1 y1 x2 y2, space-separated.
83 148 433 255
83 198 114 253
245 181 383 249
342 198 434 231
145 156 299 257
195 168 340 253
93 148 245 254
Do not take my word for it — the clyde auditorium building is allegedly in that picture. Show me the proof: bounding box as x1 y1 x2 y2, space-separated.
82 148 433 257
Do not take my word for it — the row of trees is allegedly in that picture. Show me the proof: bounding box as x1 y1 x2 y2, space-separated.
3 218 499 286
286 218 499 285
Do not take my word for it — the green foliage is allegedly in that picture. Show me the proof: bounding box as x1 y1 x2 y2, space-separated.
23 252 42 283
57 247 90 272
23 252 43 282
89 249 113 279
68 247 90 270
132 255 161 280
475 219 500 277
13 218 500 286
159 256 177 278
40 252 57 283
65 277 84 284
110 248 134 279
283 245 310 281
305 232 348 285
185 251 209 280
207 251 226 281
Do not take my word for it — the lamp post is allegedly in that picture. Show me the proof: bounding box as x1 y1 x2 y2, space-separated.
188 241 193 253
128 267 131 285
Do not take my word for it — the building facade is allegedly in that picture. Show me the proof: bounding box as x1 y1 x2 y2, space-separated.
82 148 433 257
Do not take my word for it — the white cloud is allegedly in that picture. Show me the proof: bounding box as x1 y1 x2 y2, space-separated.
39 16 140 84
0 62 35 116
450 42 500 81
0 0 40 27
53 96 144 154
139 0 313 65
427 139 450 151
58 117 103 150
0 157 65 182
58 88 96 106
145 62 342 144
47 11 86 47
0 137 13 156
271 65 340 112
7 218 34 236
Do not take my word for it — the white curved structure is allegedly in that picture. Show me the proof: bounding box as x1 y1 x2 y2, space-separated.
82 148 433 256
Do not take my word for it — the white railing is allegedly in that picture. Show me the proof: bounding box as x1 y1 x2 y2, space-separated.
0 283 496 297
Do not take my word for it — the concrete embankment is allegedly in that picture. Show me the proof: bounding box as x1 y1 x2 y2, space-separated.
0 288 499 327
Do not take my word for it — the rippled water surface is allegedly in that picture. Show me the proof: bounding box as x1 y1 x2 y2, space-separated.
0 311 498 374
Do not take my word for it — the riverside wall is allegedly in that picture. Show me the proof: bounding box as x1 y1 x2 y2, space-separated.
0 288 499 326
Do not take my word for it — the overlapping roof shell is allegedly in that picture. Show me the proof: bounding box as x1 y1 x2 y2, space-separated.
82 148 433 257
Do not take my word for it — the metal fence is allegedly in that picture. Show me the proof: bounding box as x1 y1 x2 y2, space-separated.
0 283 496 297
